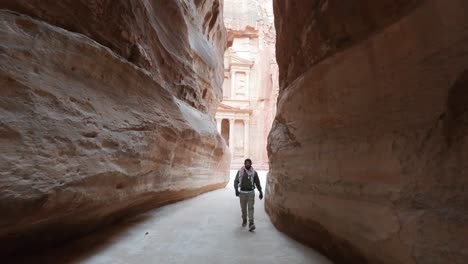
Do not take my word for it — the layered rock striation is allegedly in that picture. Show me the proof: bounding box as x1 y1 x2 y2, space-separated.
0 0 226 114
0 0 228 256
267 0 468 263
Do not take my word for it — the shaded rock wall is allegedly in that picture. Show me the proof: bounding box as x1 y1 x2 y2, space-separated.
0 0 228 256
266 0 468 263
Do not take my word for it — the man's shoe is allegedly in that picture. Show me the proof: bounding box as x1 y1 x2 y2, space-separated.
242 219 247 227
249 222 256 232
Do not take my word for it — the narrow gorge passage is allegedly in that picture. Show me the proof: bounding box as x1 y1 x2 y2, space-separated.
12 173 332 264
1 0 467 263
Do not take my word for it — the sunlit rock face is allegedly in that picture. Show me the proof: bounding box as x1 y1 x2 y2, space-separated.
0 0 229 255
266 0 468 263
0 0 226 114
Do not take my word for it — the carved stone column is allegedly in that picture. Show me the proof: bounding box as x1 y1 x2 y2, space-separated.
245 72 250 100
231 71 236 98
216 118 221 133
229 118 235 154
244 119 249 158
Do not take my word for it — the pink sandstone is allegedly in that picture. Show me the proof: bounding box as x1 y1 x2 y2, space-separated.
266 0 468 263
0 0 229 256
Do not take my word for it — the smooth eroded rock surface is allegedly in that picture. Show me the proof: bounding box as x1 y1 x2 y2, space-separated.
267 0 468 263
0 0 226 113
0 1 229 256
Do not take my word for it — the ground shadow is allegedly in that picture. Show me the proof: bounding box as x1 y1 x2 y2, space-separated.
8 212 156 264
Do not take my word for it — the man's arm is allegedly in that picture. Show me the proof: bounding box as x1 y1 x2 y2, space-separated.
254 172 263 200
254 172 262 192
234 171 240 196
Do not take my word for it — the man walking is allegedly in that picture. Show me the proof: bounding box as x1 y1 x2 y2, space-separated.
234 158 263 231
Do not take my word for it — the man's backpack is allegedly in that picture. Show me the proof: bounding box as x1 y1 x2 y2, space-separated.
240 170 255 191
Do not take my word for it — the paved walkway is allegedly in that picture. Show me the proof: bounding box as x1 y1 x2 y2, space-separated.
16 172 332 264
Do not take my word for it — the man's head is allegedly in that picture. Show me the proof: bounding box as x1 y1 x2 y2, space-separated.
244 158 252 169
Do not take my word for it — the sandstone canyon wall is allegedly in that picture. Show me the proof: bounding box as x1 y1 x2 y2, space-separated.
266 0 468 263
0 0 229 256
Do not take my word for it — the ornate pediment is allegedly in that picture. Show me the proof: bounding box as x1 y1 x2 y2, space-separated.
217 103 252 113
218 103 239 110
225 47 255 69
230 54 254 67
